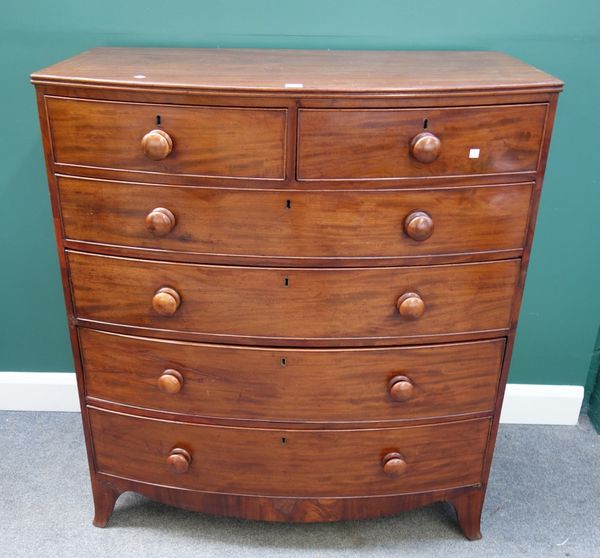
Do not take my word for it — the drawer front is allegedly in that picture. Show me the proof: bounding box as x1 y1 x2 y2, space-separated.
46 97 287 179
81 329 504 422
59 177 532 261
89 407 490 497
298 104 547 180
68 252 519 342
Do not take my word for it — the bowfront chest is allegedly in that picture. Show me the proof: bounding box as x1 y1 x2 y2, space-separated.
31 48 562 539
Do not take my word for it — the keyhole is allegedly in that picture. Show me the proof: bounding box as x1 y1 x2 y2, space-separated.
284 277 289 287
280 357 287 367
156 115 161 125
423 118 428 129
281 437 287 445
286 199 291 209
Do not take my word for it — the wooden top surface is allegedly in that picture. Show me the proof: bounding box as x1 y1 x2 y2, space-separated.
31 48 562 94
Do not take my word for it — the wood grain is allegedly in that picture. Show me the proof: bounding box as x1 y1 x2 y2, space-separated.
89 406 490 497
449 489 485 540
298 104 547 180
68 252 519 343
58 177 533 263
80 329 504 423
90 473 486 525
31 48 563 94
46 96 287 179
31 48 562 536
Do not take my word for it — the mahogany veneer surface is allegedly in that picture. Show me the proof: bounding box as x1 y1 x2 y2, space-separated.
89 407 491 497
297 105 547 179
47 97 287 179
31 48 562 93
81 329 505 423
58 177 533 264
68 251 519 343
32 48 561 539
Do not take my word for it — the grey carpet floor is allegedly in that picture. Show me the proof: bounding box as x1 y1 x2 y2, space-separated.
0 411 598 558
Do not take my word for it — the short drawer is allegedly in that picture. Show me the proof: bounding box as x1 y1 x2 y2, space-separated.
89 407 490 497
46 97 287 179
297 104 547 180
68 252 519 344
59 177 533 263
81 329 504 422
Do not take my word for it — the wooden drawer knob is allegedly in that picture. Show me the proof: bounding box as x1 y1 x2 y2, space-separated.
404 210 434 241
388 376 415 402
382 452 407 476
410 132 441 163
167 448 191 474
152 287 181 316
396 292 425 319
146 207 176 236
141 129 173 160
158 369 184 394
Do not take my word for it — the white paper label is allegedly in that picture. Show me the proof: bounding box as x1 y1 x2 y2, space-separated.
469 148 481 159
284 83 304 88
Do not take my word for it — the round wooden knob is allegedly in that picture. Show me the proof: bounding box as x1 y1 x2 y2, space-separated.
141 129 173 160
146 207 176 236
167 448 191 474
396 292 425 319
410 132 441 163
388 376 415 402
152 287 181 316
382 452 407 476
404 210 434 241
158 369 184 394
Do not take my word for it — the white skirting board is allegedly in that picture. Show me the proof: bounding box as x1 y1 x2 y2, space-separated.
0 372 80 412
499 383 584 426
0 372 585 425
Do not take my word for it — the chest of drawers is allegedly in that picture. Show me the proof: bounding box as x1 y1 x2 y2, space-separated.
31 48 562 540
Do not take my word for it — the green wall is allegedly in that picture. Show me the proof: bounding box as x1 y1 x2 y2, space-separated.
1 1 599 390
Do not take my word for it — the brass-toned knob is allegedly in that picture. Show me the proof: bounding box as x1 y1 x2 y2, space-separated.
410 132 441 163
404 210 434 241
388 376 415 402
141 129 173 161
382 452 407 476
158 369 184 394
152 287 181 316
146 207 176 236
396 292 425 319
167 448 191 474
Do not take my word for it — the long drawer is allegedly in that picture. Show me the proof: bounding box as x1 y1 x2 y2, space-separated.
297 104 547 180
46 97 287 180
68 252 519 344
89 407 490 497
81 329 504 422
59 177 532 263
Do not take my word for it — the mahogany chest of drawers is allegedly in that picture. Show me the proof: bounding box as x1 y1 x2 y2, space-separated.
31 48 562 539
